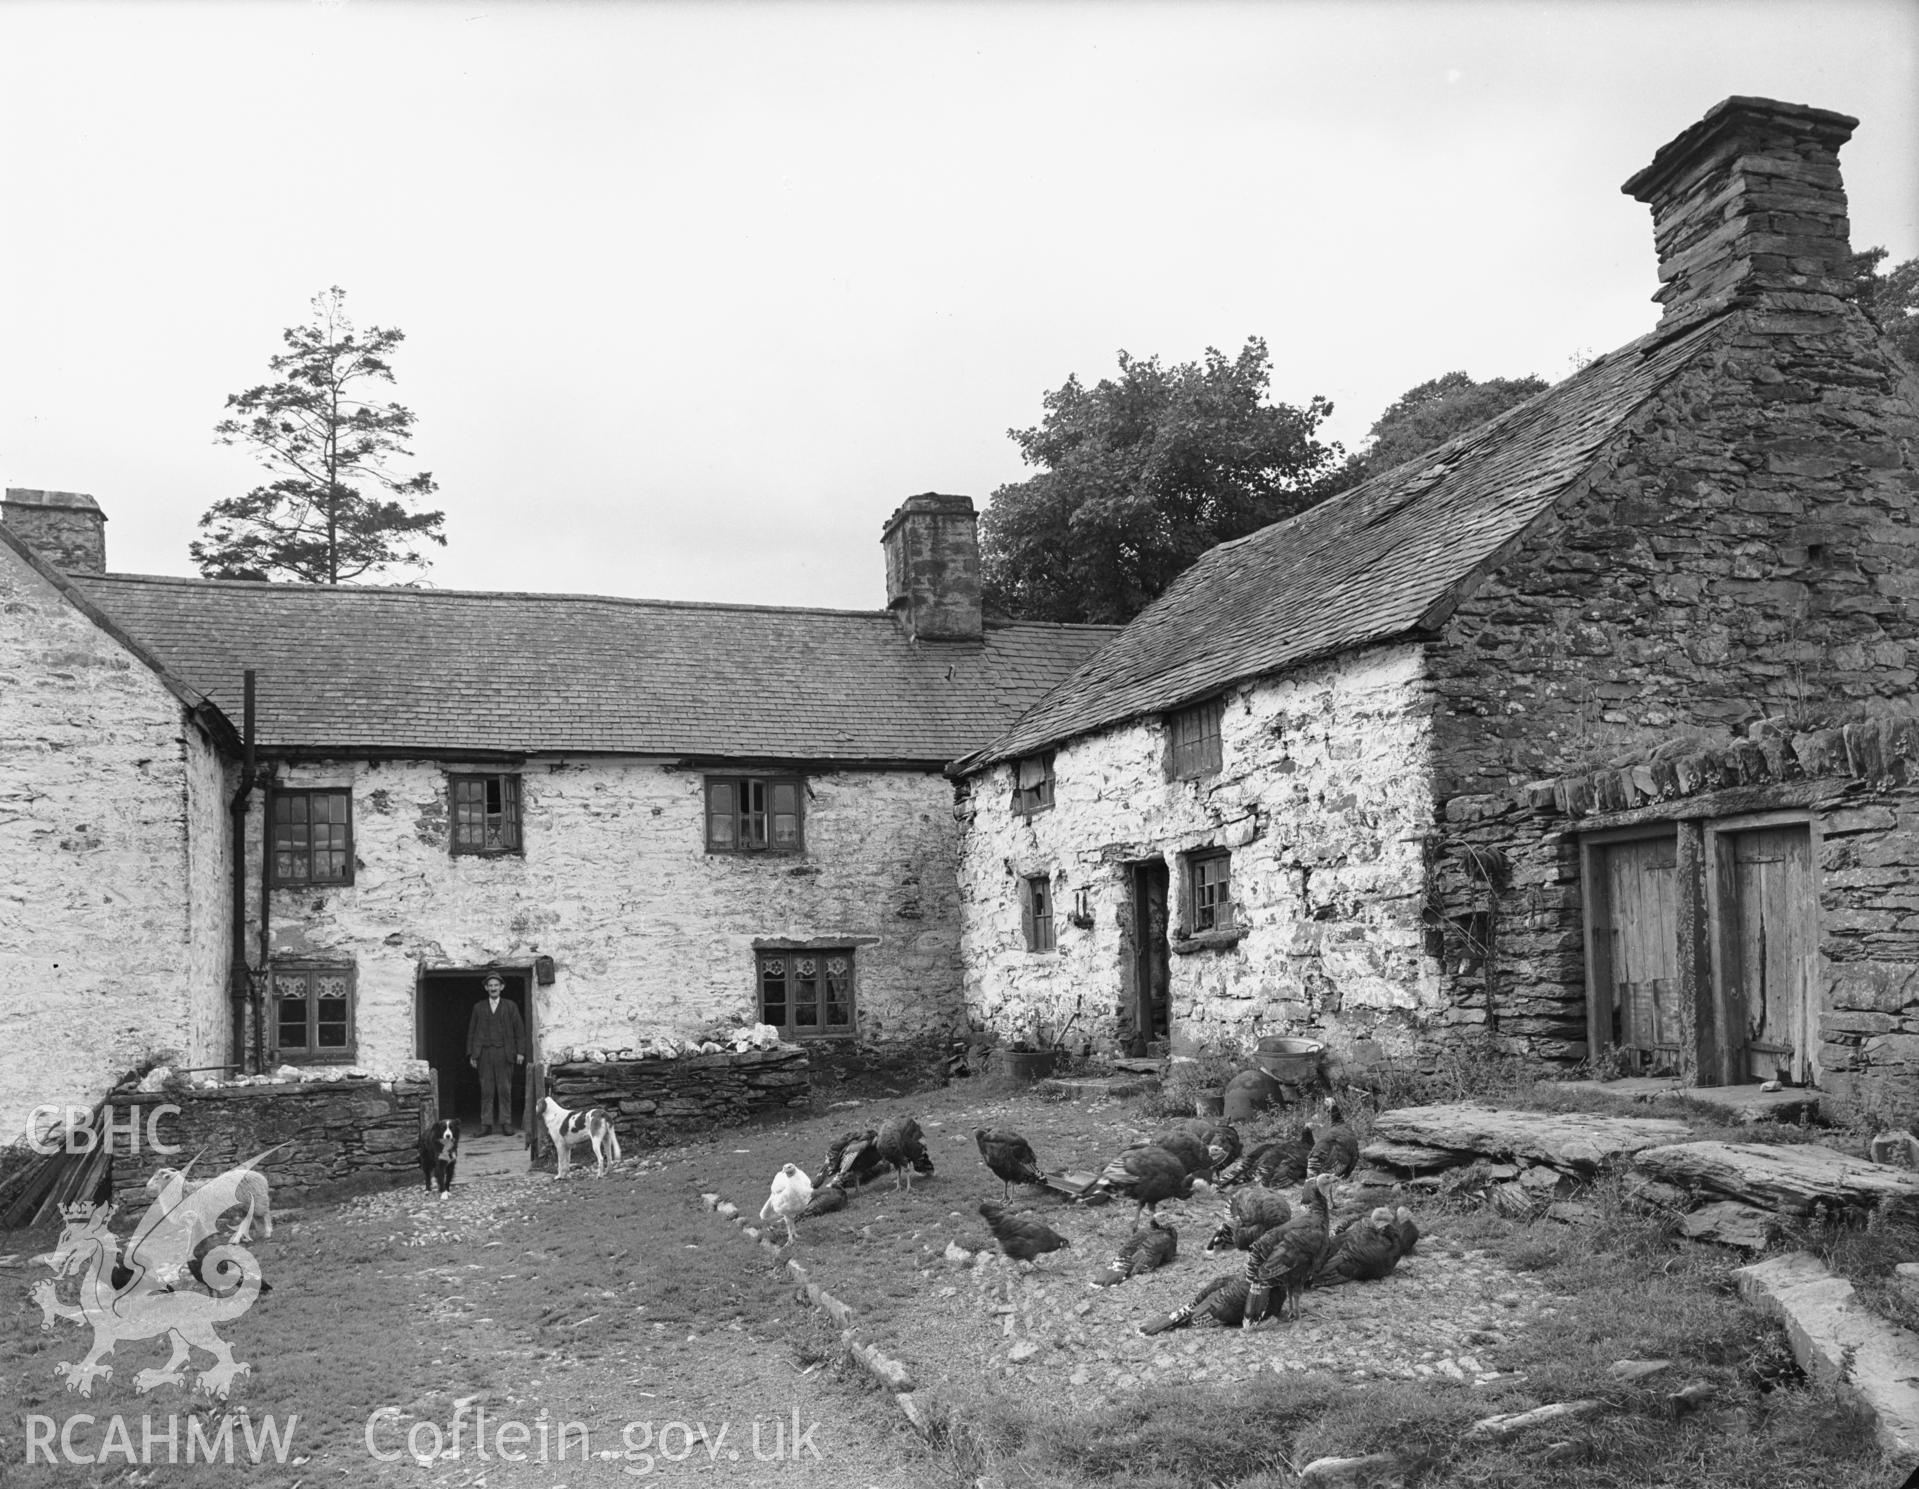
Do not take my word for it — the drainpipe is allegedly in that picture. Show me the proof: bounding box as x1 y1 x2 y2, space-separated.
228 670 256 1071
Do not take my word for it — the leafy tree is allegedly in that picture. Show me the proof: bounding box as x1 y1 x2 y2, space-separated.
194 287 444 584
1851 247 1919 367
978 338 1342 624
1344 370 1548 484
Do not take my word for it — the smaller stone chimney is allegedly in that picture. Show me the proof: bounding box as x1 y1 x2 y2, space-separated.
1623 96 1858 329
1 488 107 574
881 493 982 642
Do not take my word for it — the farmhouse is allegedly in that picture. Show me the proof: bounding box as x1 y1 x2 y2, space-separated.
0 491 1112 1138
952 97 1919 1121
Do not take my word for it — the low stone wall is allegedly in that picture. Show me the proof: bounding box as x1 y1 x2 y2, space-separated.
544 1047 809 1145
105 1077 433 1210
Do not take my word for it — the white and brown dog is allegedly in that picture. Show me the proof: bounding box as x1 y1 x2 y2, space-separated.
539 1095 622 1179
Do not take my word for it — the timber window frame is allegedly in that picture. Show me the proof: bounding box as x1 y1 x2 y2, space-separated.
1021 874 1057 953
1184 849 1234 934
756 948 856 1040
268 788 353 887
705 776 805 854
269 961 357 1063
1167 698 1224 780
1012 754 1055 817
449 772 523 857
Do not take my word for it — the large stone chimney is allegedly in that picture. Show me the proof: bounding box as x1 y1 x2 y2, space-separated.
1 488 107 574
1623 96 1858 330
880 493 982 642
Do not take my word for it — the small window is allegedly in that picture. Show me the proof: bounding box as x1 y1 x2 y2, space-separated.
757 949 855 1039
270 789 353 886
450 774 523 855
270 963 356 1062
1021 875 1057 952
707 776 805 853
1188 850 1232 933
1168 699 1223 779
1013 754 1055 817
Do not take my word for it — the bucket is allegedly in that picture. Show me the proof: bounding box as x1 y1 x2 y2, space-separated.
1222 1067 1282 1121
1000 1049 1064 1084
1254 1036 1324 1084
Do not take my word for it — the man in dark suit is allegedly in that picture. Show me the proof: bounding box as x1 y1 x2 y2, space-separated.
467 974 526 1136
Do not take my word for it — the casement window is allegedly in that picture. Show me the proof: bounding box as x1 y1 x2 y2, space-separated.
270 963 355 1061
1013 755 1055 817
1187 850 1233 933
450 773 523 856
1168 699 1224 780
756 949 855 1039
1021 875 1057 952
706 777 804 853
269 789 353 886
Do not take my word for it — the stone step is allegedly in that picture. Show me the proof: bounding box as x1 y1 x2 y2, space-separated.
1735 1251 1919 1467
1370 1103 1693 1174
1556 1077 1820 1124
1633 1140 1919 1218
1037 1075 1159 1102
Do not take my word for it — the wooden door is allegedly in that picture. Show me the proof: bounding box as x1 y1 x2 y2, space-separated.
1130 861 1170 1053
1595 836 1682 1070
1719 825 1817 1085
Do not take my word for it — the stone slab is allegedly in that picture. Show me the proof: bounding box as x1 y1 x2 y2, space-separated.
1557 1077 1820 1124
1359 1140 1468 1174
1370 1103 1694 1174
1037 1075 1158 1102
1677 1199 1779 1251
1634 1141 1919 1218
1735 1251 1919 1467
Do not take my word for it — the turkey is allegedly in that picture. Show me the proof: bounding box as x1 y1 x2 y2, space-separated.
1307 1101 1359 1180
1138 1272 1271 1335
1203 1186 1292 1254
1082 1145 1193 1229
1390 1206 1421 1259
975 1126 1044 1199
875 1115 934 1192
978 1199 1072 1264
1312 1206 1402 1285
799 1184 848 1219
1216 1134 1309 1190
1149 1129 1217 1181
1090 1216 1178 1286
1243 1175 1333 1325
1163 1119 1242 1174
813 1129 883 1191
759 1163 813 1245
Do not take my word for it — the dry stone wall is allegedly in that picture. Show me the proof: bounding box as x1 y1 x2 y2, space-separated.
544 1047 809 1147
0 540 230 1140
956 644 1440 1060
249 759 961 1073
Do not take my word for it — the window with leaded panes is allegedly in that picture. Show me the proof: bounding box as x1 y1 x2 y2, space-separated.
269 789 353 886
1187 850 1233 933
1021 875 1057 952
1167 698 1224 779
706 777 804 853
756 949 855 1038
450 773 523 855
271 963 355 1060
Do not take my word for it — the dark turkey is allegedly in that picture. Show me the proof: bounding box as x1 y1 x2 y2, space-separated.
1390 1206 1421 1259
1217 1134 1310 1189
1313 1206 1402 1285
1307 1101 1358 1180
1148 1130 1216 1180
1138 1272 1271 1335
799 1184 848 1219
979 1199 1072 1264
1243 1175 1333 1324
876 1115 934 1192
1090 1216 1178 1286
1163 1119 1242 1173
1083 1145 1193 1229
975 1126 1044 1199
813 1129 883 1191
1204 1186 1292 1254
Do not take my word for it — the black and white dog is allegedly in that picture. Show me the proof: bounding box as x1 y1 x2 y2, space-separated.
418 1117 460 1199
539 1095 622 1179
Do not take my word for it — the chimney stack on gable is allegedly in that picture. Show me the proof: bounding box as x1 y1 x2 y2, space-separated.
881 493 983 642
1 488 107 574
1623 95 1859 329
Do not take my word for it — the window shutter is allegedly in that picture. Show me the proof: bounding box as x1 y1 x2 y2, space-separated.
1020 880 1035 947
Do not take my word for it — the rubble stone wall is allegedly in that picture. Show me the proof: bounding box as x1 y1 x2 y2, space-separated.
543 1047 810 1147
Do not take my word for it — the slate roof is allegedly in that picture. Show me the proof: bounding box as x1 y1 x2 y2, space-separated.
68 575 1119 763
956 314 1730 773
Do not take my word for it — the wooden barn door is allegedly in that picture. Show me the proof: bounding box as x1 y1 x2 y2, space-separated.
1584 832 1682 1072
1712 821 1818 1086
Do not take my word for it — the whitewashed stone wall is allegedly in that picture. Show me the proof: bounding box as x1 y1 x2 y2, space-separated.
956 643 1442 1059
248 758 962 1071
0 542 229 1139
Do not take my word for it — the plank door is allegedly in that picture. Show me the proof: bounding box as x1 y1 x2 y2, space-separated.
1596 836 1682 1070
1718 825 1817 1085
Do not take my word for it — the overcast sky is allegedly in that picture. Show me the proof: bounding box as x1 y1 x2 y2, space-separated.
4 1 1915 612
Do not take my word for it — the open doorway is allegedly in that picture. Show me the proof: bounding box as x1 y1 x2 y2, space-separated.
417 969 534 1125
1125 860 1171 1056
